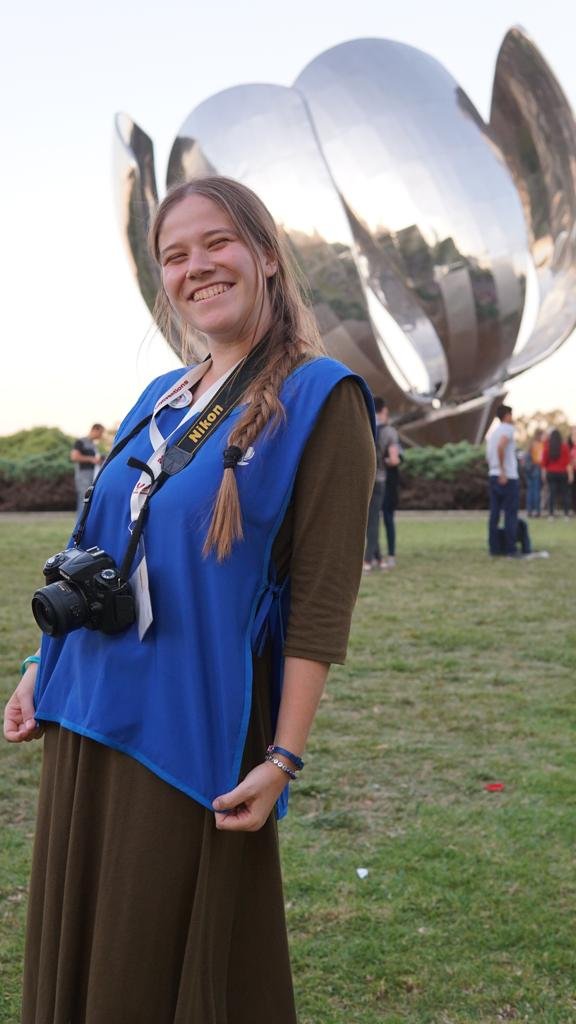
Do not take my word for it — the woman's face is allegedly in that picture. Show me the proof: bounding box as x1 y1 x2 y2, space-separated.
158 194 277 350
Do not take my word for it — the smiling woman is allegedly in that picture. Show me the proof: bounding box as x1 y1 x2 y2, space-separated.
4 176 376 1024
158 193 277 352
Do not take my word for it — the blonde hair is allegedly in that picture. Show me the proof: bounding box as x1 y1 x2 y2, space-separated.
149 176 325 560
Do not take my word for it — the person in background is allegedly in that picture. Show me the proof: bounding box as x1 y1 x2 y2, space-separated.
70 423 105 515
363 396 388 571
379 403 401 568
541 428 571 518
486 404 519 557
568 426 576 515
525 428 544 517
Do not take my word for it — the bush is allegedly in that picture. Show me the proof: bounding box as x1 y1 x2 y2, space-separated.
0 427 76 512
0 474 76 512
402 441 486 480
399 441 491 510
0 451 73 482
0 426 73 460
0 432 500 512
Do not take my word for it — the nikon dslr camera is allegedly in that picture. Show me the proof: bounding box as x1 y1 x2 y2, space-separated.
32 546 135 637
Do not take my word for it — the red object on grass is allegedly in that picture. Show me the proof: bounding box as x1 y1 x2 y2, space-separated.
484 782 505 792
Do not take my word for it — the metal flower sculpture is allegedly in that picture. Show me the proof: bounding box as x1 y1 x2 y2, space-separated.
114 27 576 443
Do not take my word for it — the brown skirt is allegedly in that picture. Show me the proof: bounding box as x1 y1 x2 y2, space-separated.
21 380 376 1023
22 663 297 1024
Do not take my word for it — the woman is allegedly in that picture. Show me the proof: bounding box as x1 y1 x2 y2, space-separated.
524 428 543 517
4 177 375 1023
541 428 571 518
569 426 576 515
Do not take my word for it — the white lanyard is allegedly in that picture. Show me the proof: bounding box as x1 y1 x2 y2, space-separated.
127 358 239 640
129 359 238 523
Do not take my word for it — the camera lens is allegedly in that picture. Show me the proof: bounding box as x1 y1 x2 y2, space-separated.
31 581 89 637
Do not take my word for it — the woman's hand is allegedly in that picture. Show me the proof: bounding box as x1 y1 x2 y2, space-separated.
3 666 43 743
213 658 327 832
212 762 289 832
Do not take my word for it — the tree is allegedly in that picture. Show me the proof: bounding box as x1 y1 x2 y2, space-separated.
514 410 572 447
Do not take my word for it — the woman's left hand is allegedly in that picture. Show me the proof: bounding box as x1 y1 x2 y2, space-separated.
212 762 288 832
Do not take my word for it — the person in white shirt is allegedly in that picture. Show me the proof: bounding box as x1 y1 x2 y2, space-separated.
486 404 519 556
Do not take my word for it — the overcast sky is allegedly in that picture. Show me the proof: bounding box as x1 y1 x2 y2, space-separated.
1 0 575 437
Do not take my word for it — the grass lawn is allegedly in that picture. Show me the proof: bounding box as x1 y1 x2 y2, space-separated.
1 513 575 1023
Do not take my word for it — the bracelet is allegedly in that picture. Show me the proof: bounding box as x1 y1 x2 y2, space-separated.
20 655 41 675
265 753 297 781
266 744 304 771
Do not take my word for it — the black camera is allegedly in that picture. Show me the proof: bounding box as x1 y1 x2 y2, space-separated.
32 546 135 637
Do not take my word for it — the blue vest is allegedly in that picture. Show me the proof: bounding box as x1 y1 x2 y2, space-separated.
35 358 373 817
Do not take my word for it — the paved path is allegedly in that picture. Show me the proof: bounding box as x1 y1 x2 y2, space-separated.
0 509 489 523
0 511 76 522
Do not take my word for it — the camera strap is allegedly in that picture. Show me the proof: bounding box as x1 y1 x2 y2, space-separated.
73 335 271 639
120 336 270 579
72 355 222 551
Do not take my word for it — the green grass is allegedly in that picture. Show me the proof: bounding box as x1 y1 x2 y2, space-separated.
1 513 576 1022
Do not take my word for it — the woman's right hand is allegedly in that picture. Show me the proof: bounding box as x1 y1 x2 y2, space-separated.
3 665 43 742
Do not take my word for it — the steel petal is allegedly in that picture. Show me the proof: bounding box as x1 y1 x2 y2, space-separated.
114 113 161 318
490 25 576 377
295 39 529 401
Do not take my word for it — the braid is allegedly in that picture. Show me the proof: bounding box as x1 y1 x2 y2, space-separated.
203 323 312 560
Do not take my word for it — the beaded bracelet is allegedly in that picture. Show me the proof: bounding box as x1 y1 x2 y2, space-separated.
265 753 297 781
20 655 41 675
266 744 304 772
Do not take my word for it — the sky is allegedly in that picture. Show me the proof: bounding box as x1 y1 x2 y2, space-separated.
1 0 575 437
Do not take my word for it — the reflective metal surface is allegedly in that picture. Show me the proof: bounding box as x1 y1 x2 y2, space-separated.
295 40 528 405
114 28 576 444
490 27 576 378
165 83 416 415
114 113 161 314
